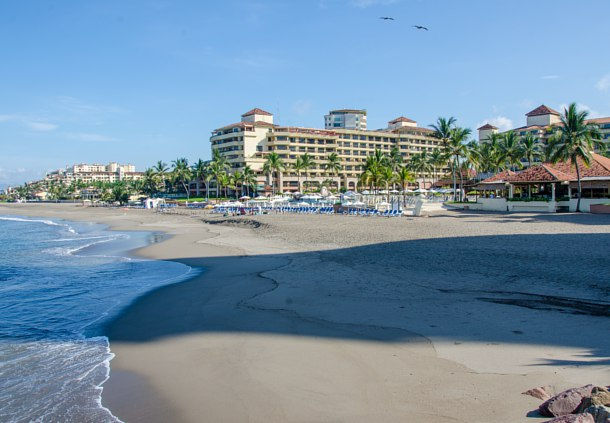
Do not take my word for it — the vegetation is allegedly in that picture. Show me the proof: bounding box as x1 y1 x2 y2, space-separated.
546 103 604 212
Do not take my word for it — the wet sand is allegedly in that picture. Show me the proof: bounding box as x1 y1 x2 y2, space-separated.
1 203 609 422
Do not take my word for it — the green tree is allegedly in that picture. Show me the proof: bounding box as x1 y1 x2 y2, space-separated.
299 153 315 191
262 152 285 194
520 134 541 168
500 131 524 170
171 158 193 199
242 165 256 197
191 159 209 198
446 127 472 201
292 156 307 192
324 152 342 190
547 103 603 212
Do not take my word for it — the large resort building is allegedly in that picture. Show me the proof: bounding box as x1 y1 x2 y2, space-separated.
478 104 610 149
209 108 446 193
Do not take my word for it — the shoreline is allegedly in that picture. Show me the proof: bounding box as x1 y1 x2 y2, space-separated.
1 203 609 422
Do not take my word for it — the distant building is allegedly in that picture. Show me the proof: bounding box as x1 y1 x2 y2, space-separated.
45 162 142 184
324 109 367 130
478 104 610 148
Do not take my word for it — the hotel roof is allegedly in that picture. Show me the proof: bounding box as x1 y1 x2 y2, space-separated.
214 121 275 131
480 170 516 184
507 153 610 183
329 109 367 115
477 123 498 130
241 108 273 117
389 116 416 124
526 104 560 117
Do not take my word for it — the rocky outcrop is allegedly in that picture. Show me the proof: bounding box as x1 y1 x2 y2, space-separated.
543 413 594 423
539 385 595 417
583 405 610 423
523 386 552 401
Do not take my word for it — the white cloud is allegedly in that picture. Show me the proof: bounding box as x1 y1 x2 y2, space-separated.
64 132 119 142
26 121 59 131
558 103 602 119
541 75 559 80
476 116 514 132
596 73 610 91
0 114 58 131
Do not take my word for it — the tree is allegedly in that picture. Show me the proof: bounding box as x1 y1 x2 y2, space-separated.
409 152 431 189
242 165 256 197
379 166 395 202
520 134 541 168
547 103 603 212
191 159 209 197
430 117 457 149
292 156 307 192
208 151 229 198
500 131 524 170
232 171 243 199
262 152 285 194
324 152 342 190
153 161 169 193
141 168 159 196
110 181 130 205
299 153 315 191
446 127 472 201
428 149 448 185
171 158 193 199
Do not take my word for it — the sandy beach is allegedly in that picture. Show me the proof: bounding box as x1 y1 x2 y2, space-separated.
1 203 609 423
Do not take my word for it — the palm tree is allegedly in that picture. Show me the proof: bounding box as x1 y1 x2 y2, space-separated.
362 150 386 193
242 165 256 197
409 152 431 189
396 166 415 201
191 159 208 197
428 149 447 185
324 152 342 190
292 156 307 192
446 127 472 201
216 172 230 199
299 153 315 192
500 131 524 170
520 134 541 168
379 166 395 202
232 171 243 199
171 158 193 199
547 103 603 212
262 152 285 194
141 168 159 196
153 161 169 192
430 117 457 149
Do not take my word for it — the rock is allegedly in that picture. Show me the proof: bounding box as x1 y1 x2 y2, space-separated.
523 386 552 401
584 405 610 423
540 385 595 417
543 413 594 423
579 387 610 412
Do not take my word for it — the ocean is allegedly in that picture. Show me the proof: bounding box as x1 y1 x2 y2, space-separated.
0 215 197 422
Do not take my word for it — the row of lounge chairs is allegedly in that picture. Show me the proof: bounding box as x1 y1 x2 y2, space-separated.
210 205 403 217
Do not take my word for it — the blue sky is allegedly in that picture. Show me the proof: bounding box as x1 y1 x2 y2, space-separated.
1 0 609 186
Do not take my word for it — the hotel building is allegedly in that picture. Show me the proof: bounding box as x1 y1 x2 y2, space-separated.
45 162 142 184
324 109 367 130
478 104 610 148
209 108 446 192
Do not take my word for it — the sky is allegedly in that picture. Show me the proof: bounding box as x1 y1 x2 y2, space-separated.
1 0 610 187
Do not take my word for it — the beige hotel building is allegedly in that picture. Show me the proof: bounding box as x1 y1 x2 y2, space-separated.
209 108 447 192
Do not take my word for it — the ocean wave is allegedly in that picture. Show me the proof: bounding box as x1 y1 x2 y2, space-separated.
0 216 77 235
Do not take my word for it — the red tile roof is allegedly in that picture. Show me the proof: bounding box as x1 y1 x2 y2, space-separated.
480 170 516 183
526 104 560 117
242 108 273 117
389 116 416 124
506 153 610 183
477 123 498 130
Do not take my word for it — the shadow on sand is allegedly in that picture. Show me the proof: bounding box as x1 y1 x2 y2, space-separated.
103 232 610 368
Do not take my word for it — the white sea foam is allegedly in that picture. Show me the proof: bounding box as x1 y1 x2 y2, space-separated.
0 216 77 235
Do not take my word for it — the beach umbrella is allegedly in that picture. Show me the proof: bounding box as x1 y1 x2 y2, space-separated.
353 201 365 207
239 195 251 200
389 189 399 194
361 190 371 195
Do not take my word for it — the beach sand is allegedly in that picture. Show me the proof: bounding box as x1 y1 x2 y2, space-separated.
1 203 609 422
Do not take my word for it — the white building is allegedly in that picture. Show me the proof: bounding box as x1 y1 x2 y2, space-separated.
324 109 367 130
46 162 142 184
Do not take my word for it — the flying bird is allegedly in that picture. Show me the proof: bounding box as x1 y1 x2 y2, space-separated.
379 17 395 20
413 25 429 31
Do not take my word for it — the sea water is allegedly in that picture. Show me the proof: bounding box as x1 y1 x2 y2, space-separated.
0 215 196 422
